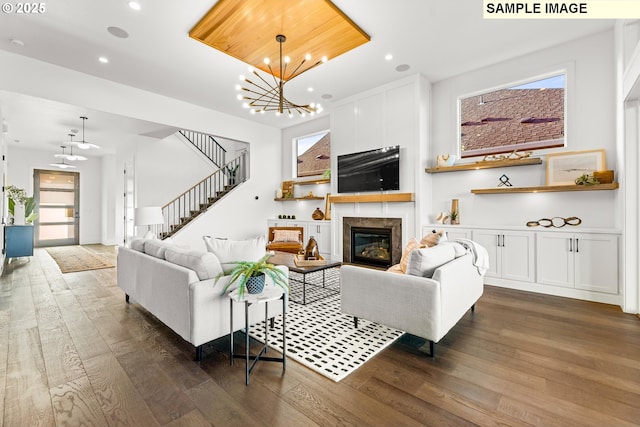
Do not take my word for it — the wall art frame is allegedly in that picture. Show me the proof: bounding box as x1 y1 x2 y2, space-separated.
545 149 606 186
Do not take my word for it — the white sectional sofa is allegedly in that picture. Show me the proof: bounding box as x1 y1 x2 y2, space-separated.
117 236 287 361
341 241 486 357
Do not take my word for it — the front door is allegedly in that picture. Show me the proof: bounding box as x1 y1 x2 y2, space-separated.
34 169 80 247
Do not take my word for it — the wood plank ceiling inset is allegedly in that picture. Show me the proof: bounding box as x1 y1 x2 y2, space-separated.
189 0 370 80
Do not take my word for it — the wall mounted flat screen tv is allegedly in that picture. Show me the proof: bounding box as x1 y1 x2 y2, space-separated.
337 145 400 193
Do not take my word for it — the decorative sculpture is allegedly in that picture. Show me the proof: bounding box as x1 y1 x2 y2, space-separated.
498 174 513 187
526 217 582 228
304 236 320 260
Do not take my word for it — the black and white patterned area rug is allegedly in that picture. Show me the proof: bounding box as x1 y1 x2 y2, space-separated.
249 270 404 382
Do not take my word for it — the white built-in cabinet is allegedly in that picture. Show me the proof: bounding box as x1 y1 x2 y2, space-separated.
267 219 331 259
422 225 621 304
537 232 618 294
471 230 535 283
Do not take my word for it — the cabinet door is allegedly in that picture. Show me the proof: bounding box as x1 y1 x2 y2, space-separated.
471 230 500 279
501 231 535 283
536 232 574 288
574 233 618 294
444 227 472 241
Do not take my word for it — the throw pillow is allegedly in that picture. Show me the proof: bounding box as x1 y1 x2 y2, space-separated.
164 246 223 281
144 238 175 259
405 244 456 278
272 229 301 243
203 235 267 274
420 229 446 247
394 237 424 273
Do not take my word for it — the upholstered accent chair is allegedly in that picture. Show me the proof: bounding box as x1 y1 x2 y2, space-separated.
266 226 304 254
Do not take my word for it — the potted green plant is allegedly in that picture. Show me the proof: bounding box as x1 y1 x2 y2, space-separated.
6 185 38 224
218 253 289 299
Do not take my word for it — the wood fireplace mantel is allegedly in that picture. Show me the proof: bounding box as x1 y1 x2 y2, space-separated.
327 193 414 204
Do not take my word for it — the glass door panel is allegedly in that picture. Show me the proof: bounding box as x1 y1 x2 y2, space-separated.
34 169 80 247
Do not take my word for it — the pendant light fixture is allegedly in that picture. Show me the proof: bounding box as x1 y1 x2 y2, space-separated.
76 116 101 150
49 152 77 169
55 137 87 161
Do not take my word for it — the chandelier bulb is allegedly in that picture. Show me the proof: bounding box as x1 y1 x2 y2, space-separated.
238 74 245 81
322 56 328 63
263 58 270 65
284 56 290 64
305 54 311 61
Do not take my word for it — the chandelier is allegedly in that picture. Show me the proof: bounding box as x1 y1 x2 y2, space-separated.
236 35 325 117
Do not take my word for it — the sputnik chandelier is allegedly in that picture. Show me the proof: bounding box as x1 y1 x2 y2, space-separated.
236 34 325 117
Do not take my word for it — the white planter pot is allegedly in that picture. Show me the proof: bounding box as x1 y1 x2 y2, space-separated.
13 204 25 225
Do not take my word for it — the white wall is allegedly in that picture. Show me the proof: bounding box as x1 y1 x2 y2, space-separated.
135 133 214 208
0 50 281 247
7 146 103 244
329 74 428 260
429 30 617 229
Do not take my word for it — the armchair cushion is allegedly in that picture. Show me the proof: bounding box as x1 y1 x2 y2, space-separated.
272 229 302 242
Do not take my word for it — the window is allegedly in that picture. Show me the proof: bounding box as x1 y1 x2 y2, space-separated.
296 130 330 178
459 73 565 158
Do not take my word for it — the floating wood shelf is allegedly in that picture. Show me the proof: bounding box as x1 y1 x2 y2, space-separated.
426 157 542 173
327 193 414 203
274 197 325 201
293 178 330 185
471 182 619 194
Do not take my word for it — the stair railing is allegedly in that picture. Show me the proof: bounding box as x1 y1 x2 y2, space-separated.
159 152 247 239
179 130 226 168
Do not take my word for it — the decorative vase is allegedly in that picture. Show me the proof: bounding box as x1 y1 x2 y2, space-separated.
276 188 283 199
450 199 459 225
13 204 26 225
312 207 325 220
246 273 266 294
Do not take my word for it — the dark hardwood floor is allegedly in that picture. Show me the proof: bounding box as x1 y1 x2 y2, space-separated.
1 245 639 426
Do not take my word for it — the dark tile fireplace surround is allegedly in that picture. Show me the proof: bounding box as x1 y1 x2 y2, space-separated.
343 217 402 268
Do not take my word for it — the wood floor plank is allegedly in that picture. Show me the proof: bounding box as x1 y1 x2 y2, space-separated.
4 328 54 427
185 379 263 427
162 409 212 427
117 350 197 425
50 375 109 427
83 352 160 426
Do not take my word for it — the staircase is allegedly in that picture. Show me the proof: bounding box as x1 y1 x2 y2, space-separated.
157 132 246 240
179 130 226 168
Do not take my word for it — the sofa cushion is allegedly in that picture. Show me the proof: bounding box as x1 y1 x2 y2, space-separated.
144 238 175 259
164 246 223 280
406 244 456 278
130 237 147 252
203 235 267 273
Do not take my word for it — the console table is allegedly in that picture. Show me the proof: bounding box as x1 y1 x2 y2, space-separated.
5 225 34 258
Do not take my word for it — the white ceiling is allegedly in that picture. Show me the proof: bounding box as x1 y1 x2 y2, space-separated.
0 0 614 155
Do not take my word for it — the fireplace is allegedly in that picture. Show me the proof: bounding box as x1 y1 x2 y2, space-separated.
343 217 402 268
351 227 392 268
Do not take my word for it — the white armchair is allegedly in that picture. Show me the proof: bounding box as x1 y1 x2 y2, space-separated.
340 252 484 356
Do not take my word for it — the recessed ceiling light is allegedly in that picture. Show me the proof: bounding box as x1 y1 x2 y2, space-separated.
321 94 333 100
98 56 109 64
107 26 129 38
385 54 393 61
307 87 314 92
10 38 24 47
395 64 410 72
128 1 141 10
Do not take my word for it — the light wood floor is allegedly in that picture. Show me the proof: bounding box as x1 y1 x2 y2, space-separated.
1 245 639 426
